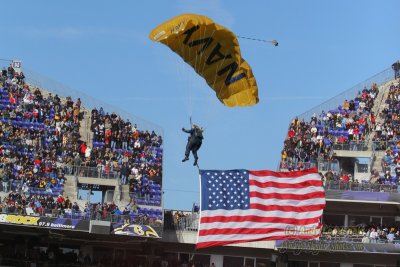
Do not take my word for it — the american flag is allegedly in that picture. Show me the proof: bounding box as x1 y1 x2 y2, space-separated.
197 168 325 249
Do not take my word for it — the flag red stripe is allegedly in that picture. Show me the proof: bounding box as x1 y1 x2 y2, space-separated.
249 179 323 188
249 168 318 178
196 234 321 249
199 227 318 236
250 191 326 200
200 215 320 225
250 203 325 212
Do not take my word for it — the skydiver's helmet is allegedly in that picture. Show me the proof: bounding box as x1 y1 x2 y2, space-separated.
192 124 203 139
192 124 202 131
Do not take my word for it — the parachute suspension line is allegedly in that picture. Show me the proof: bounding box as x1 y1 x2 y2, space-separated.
0 58 13 62
167 32 193 118
196 27 217 108
198 28 217 86
190 28 222 101
176 25 194 118
186 31 194 118
210 44 230 103
189 25 208 118
237 36 279 46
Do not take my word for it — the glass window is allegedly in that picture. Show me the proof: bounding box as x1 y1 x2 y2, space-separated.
180 253 189 263
192 254 211 266
382 216 395 227
320 263 340 267
288 261 307 267
245 258 255 267
256 258 269 267
370 216 382 226
323 214 345 226
348 215 370 226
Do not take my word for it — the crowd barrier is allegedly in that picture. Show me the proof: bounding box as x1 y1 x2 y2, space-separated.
324 180 399 192
332 141 369 151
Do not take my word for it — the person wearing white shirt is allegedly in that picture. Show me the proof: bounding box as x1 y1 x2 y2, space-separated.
369 229 378 243
348 128 354 140
134 139 141 149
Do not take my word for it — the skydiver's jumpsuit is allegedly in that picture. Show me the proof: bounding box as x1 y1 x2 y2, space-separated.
182 127 203 163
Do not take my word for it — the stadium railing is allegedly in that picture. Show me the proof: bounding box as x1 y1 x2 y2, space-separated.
372 140 399 153
163 210 199 232
59 165 119 180
279 160 318 170
324 180 399 192
278 159 340 172
0 209 162 227
318 159 340 172
332 141 369 151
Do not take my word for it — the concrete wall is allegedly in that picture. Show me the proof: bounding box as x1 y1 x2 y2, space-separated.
77 177 118 187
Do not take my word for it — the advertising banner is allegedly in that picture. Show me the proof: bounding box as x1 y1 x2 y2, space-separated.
111 222 162 238
0 214 89 231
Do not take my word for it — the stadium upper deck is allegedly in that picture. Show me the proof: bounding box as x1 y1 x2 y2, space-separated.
0 60 399 266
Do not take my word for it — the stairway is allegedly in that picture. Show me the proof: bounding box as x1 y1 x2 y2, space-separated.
79 109 92 145
368 80 398 173
63 174 78 200
367 81 391 148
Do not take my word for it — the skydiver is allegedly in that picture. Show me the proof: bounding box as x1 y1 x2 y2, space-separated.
182 124 204 166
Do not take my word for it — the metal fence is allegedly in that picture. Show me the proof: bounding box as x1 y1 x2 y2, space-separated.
0 209 162 227
332 141 369 151
72 166 120 180
279 160 318 170
372 140 399 153
164 210 199 231
278 159 339 172
324 180 399 192
60 164 121 180
318 159 340 172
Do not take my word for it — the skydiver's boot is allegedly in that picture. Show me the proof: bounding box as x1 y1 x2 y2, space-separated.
182 157 189 162
193 158 198 166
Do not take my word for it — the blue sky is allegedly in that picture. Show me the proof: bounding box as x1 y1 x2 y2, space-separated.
2 0 399 210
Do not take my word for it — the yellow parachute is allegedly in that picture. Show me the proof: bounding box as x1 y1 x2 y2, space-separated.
149 14 258 107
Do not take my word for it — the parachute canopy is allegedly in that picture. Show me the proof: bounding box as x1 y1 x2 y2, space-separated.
149 14 259 107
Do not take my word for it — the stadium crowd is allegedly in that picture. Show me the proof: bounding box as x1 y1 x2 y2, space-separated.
280 84 378 171
89 107 163 206
0 63 163 223
322 224 400 244
0 64 82 210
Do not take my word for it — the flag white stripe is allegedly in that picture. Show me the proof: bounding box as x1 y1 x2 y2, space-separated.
199 221 320 230
250 185 324 194
251 197 326 206
201 209 323 219
250 173 322 184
